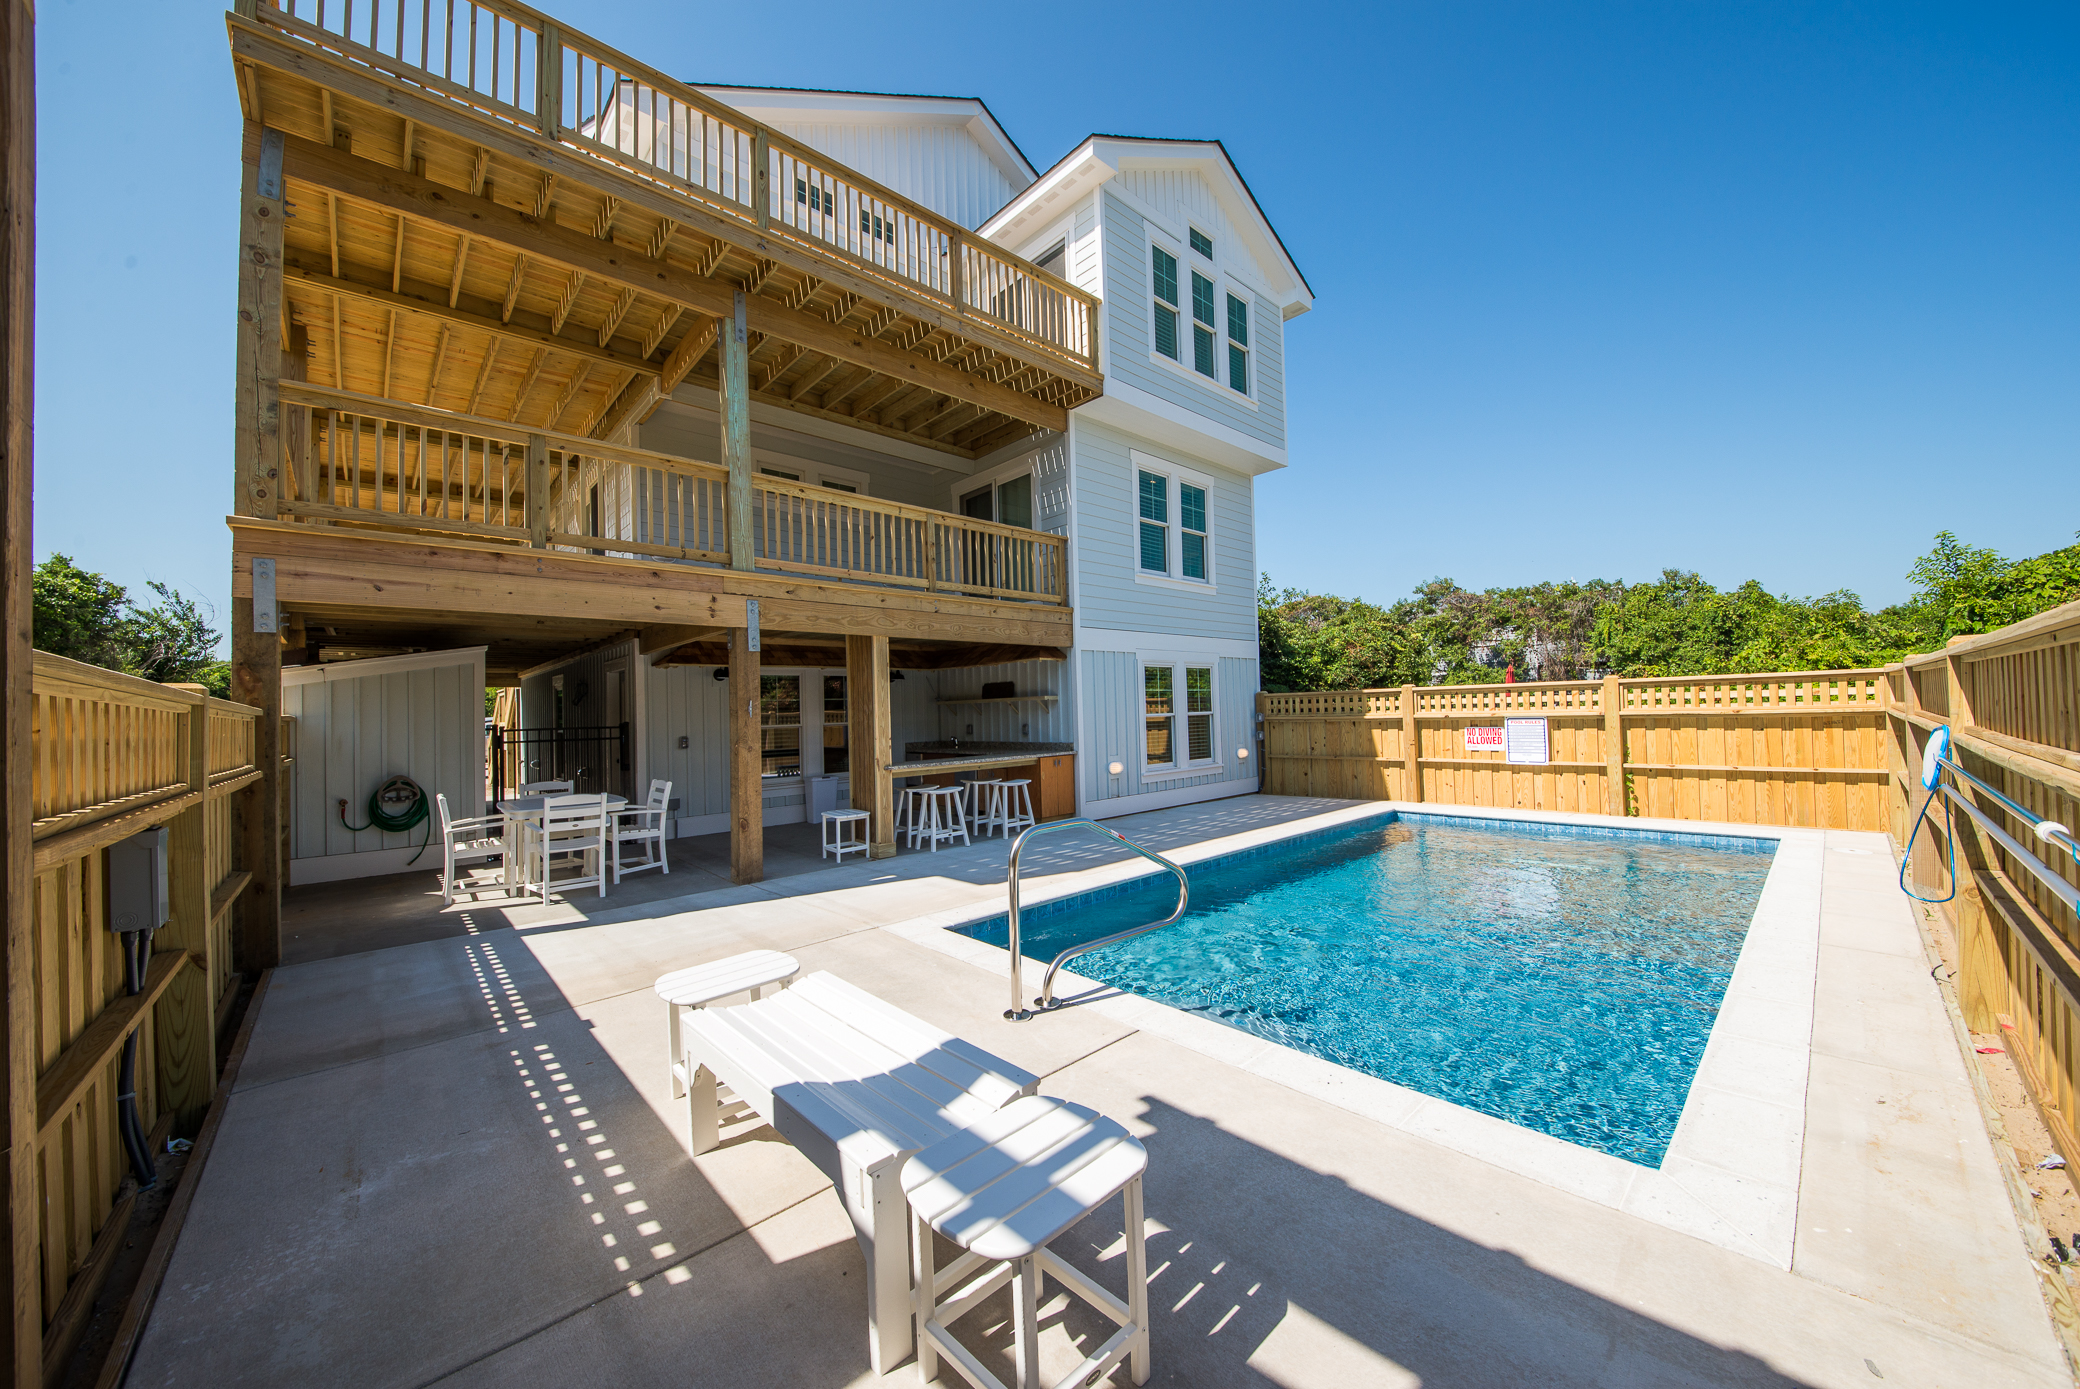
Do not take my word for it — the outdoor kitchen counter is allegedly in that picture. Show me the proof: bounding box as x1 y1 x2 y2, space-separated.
884 749 1078 822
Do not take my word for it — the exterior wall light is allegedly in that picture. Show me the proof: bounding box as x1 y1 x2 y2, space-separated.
1237 748 1249 760
1108 760 1124 776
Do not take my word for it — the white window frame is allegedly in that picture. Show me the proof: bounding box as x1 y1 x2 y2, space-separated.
1140 658 1220 778
1149 233 1184 368
1128 449 1216 593
1224 289 1252 398
1141 224 1259 407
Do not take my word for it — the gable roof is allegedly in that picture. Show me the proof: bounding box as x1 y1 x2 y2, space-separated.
691 84 1037 189
982 135 1313 316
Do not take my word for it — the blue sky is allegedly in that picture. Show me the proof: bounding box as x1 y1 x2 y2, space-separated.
29 1 2079 634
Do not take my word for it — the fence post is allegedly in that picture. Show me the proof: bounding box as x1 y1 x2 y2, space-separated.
1400 685 1422 802
535 23 561 141
155 696 219 1131
1602 675 1626 816
1943 649 2005 1030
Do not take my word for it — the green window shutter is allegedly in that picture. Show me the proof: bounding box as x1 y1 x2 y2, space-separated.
1138 470 1168 522
1189 228 1213 258
1155 304 1179 360
1140 522 1167 572
1152 246 1178 306
1229 344 1248 394
1226 293 1248 346
1182 531 1205 579
1179 484 1205 534
1191 273 1216 327
1193 325 1216 378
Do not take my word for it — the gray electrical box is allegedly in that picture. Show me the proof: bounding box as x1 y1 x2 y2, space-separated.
107 827 168 934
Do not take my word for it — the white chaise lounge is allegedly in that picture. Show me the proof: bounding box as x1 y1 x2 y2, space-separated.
678 971 1039 1373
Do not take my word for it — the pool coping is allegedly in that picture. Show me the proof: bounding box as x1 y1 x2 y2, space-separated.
878 799 1821 1269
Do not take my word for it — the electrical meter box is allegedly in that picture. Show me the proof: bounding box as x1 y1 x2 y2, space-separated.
107 827 168 934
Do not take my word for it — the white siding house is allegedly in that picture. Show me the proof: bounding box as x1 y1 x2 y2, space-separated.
598 106 1313 826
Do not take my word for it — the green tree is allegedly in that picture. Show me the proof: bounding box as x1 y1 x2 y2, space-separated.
32 554 131 670
30 555 229 697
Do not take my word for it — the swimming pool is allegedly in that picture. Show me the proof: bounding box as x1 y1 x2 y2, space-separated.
956 813 1776 1166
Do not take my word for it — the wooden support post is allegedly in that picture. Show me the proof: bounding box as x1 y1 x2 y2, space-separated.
231 600 282 972
1943 649 2004 1030
525 433 550 548
235 123 286 519
1602 674 1626 817
153 701 218 1132
1 0 37 1376
721 290 752 570
728 631 763 885
1399 685 1422 802
847 635 894 860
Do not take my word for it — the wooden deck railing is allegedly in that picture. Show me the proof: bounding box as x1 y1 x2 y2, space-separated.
278 382 1071 604
1259 669 1891 828
243 0 1098 374
28 654 268 1345
1886 602 2080 1167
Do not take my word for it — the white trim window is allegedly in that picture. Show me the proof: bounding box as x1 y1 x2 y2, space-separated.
1131 451 1213 587
1144 662 1215 770
1226 292 1250 395
1190 270 1219 380
1152 243 1181 363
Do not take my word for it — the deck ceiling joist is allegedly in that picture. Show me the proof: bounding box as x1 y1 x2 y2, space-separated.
652 638 1068 671
231 24 1098 458
282 603 634 680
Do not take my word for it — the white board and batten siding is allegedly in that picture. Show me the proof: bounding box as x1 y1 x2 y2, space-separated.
283 647 487 885
1077 650 1260 815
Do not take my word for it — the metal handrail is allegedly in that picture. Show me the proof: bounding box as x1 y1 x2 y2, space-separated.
1002 819 1189 1021
1936 755 2079 913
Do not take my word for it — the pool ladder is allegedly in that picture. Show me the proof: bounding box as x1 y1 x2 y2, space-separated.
1003 819 1189 1021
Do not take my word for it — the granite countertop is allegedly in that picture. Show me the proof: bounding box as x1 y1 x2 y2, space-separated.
903 740 1074 756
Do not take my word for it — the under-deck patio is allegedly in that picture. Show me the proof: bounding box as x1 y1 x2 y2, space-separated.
125 796 2065 1388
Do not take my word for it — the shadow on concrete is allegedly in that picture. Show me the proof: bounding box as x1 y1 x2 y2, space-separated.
140 890 1814 1387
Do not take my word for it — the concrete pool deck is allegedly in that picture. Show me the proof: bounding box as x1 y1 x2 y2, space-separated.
129 795 2066 1387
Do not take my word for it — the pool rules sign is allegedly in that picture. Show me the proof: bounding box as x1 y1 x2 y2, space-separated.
1504 717 1550 764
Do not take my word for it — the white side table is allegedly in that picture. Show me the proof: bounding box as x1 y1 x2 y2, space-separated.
653 949 801 1100
905 1094 1151 1389
821 807 871 862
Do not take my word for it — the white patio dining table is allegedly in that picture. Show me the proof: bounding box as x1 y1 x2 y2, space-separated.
495 793 628 893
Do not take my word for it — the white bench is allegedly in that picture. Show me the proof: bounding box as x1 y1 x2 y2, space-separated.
679 972 1038 1373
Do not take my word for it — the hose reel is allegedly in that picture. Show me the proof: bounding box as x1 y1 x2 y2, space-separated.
339 774 433 865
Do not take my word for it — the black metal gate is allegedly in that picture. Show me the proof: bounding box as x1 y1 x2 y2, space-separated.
490 723 629 802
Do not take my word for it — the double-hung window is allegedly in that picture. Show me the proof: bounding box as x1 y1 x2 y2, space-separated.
1226 294 1250 394
1190 272 1218 379
1152 246 1180 362
1144 663 1215 769
1137 470 1168 573
1179 483 1207 580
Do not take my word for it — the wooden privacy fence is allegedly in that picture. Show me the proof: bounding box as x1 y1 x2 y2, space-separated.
1887 601 2080 1167
26 654 267 1368
1258 669 1890 830
276 382 1071 605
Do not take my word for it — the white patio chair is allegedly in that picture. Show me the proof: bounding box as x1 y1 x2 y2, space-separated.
614 778 673 882
519 778 573 795
435 793 506 906
530 793 610 902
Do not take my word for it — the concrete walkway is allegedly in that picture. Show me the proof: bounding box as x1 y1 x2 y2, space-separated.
131 797 2065 1388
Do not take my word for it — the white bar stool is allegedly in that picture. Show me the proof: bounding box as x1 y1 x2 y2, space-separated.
991 779 1037 839
654 950 801 1100
964 779 1004 835
910 785 971 852
897 784 932 838
821 808 871 862
905 1094 1150 1389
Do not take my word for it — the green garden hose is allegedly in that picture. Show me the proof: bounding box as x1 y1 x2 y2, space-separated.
338 775 433 865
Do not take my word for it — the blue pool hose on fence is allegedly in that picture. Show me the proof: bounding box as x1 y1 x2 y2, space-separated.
1900 725 1957 905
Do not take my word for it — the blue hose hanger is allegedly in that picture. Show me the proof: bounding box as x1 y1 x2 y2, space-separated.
1900 725 1957 904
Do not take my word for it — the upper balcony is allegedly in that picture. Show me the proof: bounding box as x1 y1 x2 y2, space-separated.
225 0 1100 461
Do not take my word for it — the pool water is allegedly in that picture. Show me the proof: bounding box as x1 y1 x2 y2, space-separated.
958 815 1774 1166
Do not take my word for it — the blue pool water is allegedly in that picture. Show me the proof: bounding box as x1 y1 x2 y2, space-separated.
958 814 1775 1166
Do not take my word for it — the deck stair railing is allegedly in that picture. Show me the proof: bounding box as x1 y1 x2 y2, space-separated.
277 382 1069 604
1002 819 1189 1020
242 0 1097 373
